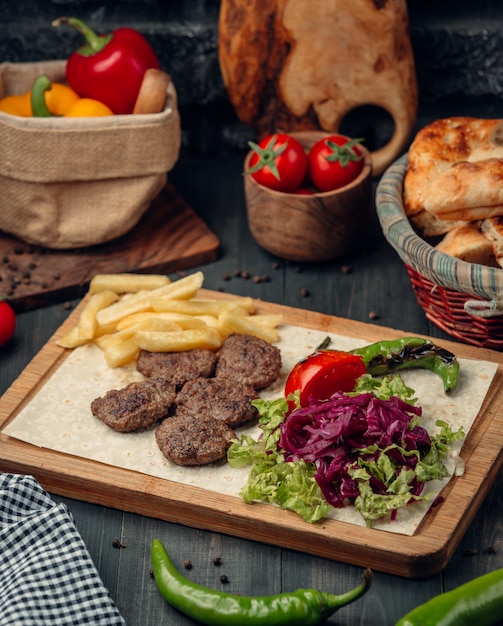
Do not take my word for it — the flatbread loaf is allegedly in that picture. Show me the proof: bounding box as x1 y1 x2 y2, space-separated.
404 117 503 268
410 209 469 238
404 117 503 224
435 222 499 267
424 159 503 219
480 217 503 268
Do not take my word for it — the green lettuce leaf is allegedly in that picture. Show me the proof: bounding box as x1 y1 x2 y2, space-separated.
352 373 417 404
227 396 331 522
227 375 464 527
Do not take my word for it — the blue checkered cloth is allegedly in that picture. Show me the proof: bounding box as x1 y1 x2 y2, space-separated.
0 473 126 625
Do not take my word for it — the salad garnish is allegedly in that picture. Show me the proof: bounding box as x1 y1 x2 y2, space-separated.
228 374 464 526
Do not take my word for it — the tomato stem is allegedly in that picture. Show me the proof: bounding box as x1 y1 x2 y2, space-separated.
245 134 287 181
324 137 364 167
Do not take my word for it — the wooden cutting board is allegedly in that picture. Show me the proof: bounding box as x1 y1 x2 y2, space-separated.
0 183 220 312
1 291 503 579
218 0 418 176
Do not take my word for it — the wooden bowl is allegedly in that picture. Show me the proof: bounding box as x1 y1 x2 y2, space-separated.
244 131 373 262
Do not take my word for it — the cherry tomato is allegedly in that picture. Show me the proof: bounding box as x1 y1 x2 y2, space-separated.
308 135 365 192
284 349 366 411
292 186 315 195
0 299 16 347
246 133 308 193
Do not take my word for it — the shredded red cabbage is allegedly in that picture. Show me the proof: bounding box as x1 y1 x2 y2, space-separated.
279 392 429 509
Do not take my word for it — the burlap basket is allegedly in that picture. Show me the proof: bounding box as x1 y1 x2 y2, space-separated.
0 60 181 249
376 155 503 350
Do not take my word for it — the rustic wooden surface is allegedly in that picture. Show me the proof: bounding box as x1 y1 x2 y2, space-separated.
0 182 220 313
218 0 418 175
1 157 503 624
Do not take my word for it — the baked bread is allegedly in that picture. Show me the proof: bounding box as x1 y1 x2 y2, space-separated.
409 209 469 238
404 117 503 268
435 222 499 267
404 117 503 226
424 159 503 220
480 217 503 268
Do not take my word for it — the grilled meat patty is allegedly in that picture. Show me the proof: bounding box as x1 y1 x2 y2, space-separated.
92 333 282 466
136 348 217 388
175 376 259 428
91 378 176 432
155 414 235 466
215 333 282 390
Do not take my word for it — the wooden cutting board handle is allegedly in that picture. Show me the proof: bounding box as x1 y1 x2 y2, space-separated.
218 0 418 176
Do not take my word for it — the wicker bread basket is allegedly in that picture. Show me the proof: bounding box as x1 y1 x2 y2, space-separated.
0 60 181 249
376 155 503 350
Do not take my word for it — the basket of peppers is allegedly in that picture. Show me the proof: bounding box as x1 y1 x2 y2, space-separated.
0 17 181 249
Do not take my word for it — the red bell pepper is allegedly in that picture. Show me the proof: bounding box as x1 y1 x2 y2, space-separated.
53 16 160 115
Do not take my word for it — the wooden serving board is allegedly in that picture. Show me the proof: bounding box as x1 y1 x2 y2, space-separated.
1 291 503 579
0 184 220 312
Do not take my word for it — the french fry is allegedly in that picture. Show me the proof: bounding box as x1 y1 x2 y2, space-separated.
77 290 120 341
115 311 207 331
94 319 182 349
150 298 253 317
133 327 222 352
94 332 129 351
227 296 255 314
244 314 283 328
57 270 284 363
102 338 140 368
115 317 183 335
56 326 89 349
95 271 204 329
218 310 280 343
149 270 204 301
95 290 155 329
195 315 222 330
89 273 171 294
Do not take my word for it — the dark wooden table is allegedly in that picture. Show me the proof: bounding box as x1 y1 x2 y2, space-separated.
1 155 502 625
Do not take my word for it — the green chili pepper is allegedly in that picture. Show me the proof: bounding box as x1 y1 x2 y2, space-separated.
395 568 503 625
349 336 460 393
151 539 372 626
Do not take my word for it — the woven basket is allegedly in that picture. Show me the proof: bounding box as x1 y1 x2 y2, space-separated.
0 60 181 249
376 155 503 350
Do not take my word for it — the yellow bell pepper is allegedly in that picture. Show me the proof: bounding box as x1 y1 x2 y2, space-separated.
32 75 114 117
64 98 115 117
0 74 114 118
0 91 32 116
44 82 81 115
0 81 80 117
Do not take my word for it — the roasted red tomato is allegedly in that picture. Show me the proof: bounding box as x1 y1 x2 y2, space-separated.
284 349 366 411
308 135 365 192
0 299 16 347
246 133 308 193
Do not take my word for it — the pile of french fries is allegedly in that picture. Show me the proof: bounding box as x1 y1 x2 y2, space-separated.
56 271 282 368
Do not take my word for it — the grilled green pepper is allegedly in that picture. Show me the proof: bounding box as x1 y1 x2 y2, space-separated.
151 539 372 626
349 336 460 393
396 568 503 625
